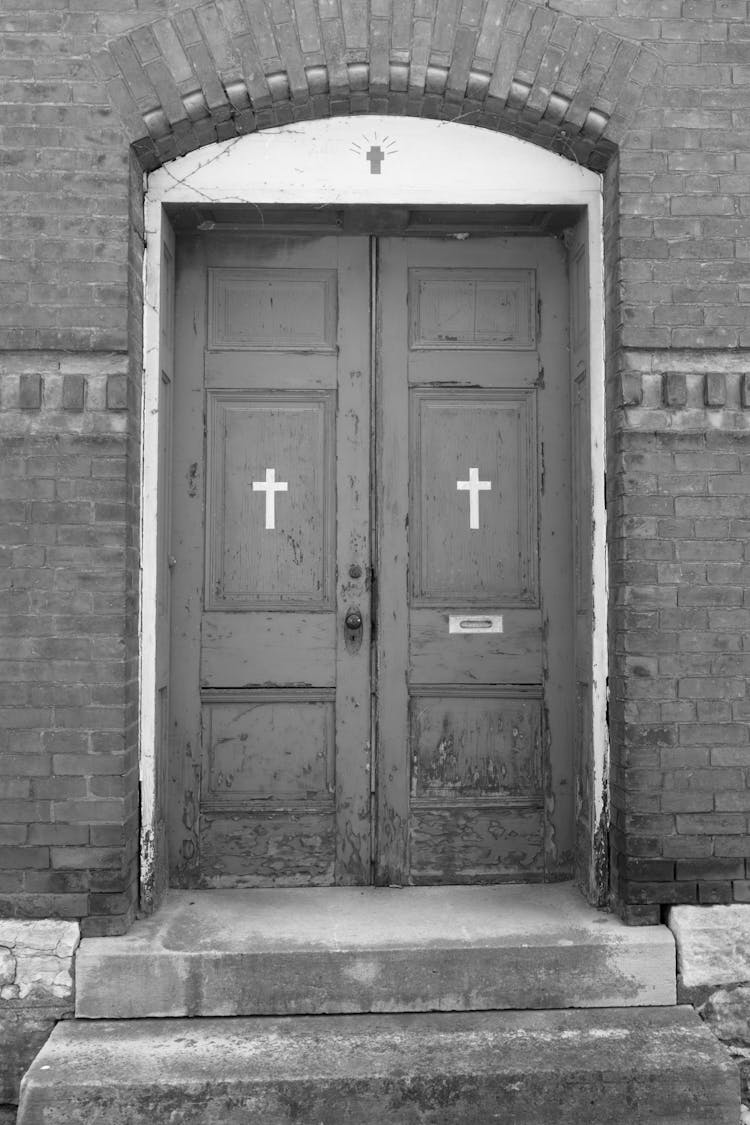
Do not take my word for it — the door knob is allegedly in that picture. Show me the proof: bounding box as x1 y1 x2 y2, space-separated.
345 609 363 632
344 607 364 654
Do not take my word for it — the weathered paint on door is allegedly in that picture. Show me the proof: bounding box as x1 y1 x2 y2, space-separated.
168 231 573 887
376 237 574 884
169 234 372 886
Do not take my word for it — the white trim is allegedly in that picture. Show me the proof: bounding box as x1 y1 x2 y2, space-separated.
147 117 601 207
587 191 609 893
139 192 163 870
140 116 607 902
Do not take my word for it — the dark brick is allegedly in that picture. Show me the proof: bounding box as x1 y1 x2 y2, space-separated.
105 374 128 410
625 881 698 905
663 372 688 407
697 881 734 904
618 903 662 926
663 835 714 859
27 824 88 846
676 858 745 880
50 847 126 870
619 857 675 880
676 813 747 834
80 907 135 937
24 869 89 894
62 374 85 411
18 374 42 410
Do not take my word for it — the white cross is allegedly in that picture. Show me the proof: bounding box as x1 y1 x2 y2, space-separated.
457 467 491 530
252 468 288 530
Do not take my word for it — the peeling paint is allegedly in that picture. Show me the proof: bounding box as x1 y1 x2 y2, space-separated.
140 120 607 898
140 826 157 914
593 774 610 908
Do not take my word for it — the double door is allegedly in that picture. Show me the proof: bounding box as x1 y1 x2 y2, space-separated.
168 229 573 887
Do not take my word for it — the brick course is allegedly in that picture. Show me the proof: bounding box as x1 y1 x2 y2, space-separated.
0 0 749 931
610 413 750 918
0 353 138 935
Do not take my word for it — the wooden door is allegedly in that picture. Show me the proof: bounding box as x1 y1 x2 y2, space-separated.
168 227 574 889
376 236 574 884
169 233 372 887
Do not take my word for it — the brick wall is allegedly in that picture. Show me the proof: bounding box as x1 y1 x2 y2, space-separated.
0 6 140 935
0 355 139 935
0 0 749 927
604 3 750 919
610 359 750 920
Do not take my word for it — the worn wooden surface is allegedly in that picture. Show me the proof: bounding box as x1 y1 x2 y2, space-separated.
208 268 337 351
201 691 335 807
205 390 335 608
377 236 574 884
147 215 175 908
332 237 372 883
409 806 545 883
409 268 536 350
169 234 371 887
198 810 336 887
170 230 575 888
409 608 541 684
375 238 411 883
410 692 543 799
201 613 336 687
410 387 538 605
568 212 597 890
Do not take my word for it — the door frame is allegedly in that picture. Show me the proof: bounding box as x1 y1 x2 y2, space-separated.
139 116 606 908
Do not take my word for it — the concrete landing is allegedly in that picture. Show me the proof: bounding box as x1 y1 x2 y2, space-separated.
75 883 676 1018
17 1007 739 1125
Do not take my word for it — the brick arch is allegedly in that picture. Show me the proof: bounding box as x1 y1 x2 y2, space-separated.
94 4 657 173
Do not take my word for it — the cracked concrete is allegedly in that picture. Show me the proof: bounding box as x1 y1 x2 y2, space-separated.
0 921 79 1006
75 884 676 1019
0 920 80 1106
670 906 750 1115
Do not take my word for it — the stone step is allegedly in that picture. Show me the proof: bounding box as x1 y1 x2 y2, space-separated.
75 883 676 1018
17 1007 739 1125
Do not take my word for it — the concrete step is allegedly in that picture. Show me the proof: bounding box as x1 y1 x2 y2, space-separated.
17 1007 739 1125
75 883 676 1018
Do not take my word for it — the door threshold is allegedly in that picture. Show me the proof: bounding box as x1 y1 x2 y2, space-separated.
75 882 676 1019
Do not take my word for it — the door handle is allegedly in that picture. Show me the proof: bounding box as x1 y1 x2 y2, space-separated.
344 609 363 632
344 607 364 654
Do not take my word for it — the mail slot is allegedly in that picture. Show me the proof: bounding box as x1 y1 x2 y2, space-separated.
449 614 503 634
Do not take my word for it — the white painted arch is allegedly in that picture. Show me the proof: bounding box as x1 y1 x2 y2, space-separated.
147 116 601 206
141 116 607 905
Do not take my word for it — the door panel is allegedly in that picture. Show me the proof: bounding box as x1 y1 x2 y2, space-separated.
208 267 338 351
408 268 537 350
410 691 543 797
410 388 538 604
200 613 336 687
376 236 574 885
205 390 335 608
169 234 371 888
409 608 542 684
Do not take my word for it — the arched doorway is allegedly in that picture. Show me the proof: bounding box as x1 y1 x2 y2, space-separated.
139 116 606 906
